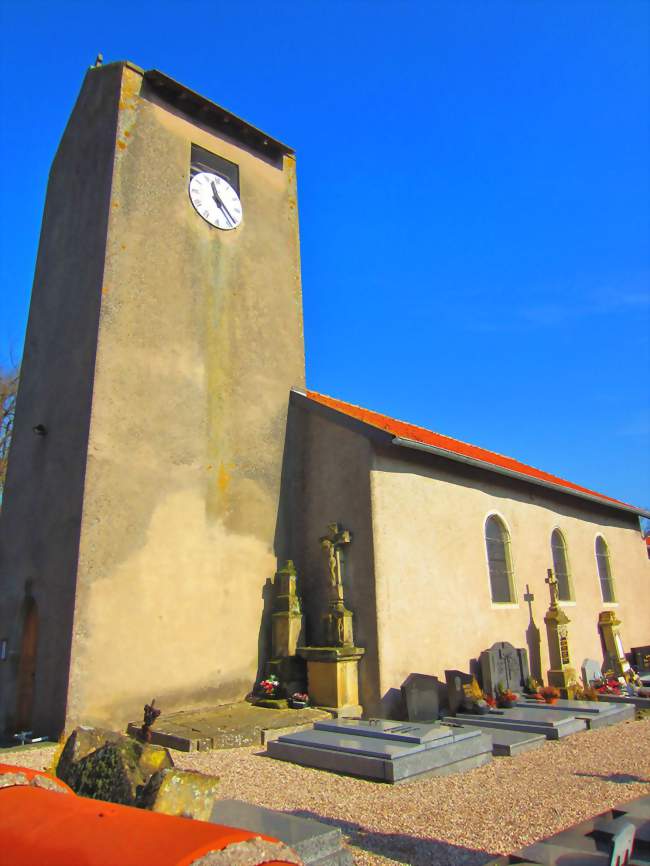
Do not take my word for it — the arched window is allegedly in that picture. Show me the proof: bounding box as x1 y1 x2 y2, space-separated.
551 529 573 601
485 515 516 603
595 536 616 602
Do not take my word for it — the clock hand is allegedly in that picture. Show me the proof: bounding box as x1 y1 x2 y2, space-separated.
211 180 235 226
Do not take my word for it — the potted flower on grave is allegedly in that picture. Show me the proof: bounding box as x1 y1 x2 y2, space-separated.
495 682 518 708
539 685 560 704
289 692 309 709
259 675 280 699
462 678 490 714
483 692 497 709
523 676 540 696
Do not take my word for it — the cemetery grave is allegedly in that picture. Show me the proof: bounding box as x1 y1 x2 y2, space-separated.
267 717 493 782
444 706 587 740
486 793 650 866
514 697 635 729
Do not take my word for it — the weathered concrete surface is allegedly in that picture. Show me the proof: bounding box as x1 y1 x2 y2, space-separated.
127 701 332 751
0 60 305 736
139 767 220 820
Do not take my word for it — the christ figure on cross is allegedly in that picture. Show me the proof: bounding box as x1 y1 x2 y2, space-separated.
320 522 351 604
545 568 560 608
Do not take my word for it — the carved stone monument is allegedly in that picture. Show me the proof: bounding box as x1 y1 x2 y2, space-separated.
479 641 530 696
298 523 365 717
544 569 577 698
598 610 631 680
271 561 303 659
266 561 307 700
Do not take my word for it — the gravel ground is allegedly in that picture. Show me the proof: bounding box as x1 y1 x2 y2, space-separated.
4 717 650 866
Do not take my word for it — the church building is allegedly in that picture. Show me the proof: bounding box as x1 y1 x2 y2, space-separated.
0 60 647 736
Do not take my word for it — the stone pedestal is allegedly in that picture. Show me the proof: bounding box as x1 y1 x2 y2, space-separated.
271 561 303 659
598 610 631 679
544 605 576 699
297 646 365 717
324 602 354 647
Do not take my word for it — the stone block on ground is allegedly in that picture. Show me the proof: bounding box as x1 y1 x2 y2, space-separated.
57 726 174 805
56 726 123 784
139 767 220 820
210 799 352 866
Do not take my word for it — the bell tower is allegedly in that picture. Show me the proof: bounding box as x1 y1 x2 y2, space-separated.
0 61 305 734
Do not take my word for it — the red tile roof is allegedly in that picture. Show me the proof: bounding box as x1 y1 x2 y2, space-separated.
304 390 640 513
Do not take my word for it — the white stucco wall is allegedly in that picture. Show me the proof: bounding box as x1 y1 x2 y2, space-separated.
370 450 650 697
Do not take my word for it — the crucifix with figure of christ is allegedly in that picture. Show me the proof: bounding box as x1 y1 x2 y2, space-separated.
545 568 560 609
320 523 351 606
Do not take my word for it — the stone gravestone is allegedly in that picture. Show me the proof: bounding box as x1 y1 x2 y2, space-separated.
444 670 475 715
480 642 530 696
401 674 444 722
581 658 603 687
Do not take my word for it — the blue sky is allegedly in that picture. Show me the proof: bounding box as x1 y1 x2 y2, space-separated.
0 0 648 510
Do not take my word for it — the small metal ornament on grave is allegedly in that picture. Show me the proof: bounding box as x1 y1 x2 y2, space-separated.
140 699 161 743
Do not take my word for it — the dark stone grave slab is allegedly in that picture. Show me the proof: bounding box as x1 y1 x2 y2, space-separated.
514 698 635 728
313 717 451 744
446 721 545 757
517 839 611 865
444 669 475 715
267 718 493 782
401 673 445 722
596 693 650 711
445 706 586 739
480 641 530 696
210 799 352 866
615 795 650 819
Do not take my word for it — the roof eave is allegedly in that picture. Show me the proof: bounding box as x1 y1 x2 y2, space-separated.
392 436 650 519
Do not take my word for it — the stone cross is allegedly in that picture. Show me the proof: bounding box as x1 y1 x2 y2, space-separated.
545 568 559 609
320 522 351 604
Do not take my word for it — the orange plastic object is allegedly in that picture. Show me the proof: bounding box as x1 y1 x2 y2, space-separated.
0 761 75 794
0 784 295 866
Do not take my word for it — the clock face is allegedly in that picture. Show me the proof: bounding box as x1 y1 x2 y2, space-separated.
189 171 243 230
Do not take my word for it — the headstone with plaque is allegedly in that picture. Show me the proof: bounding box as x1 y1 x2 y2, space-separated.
401 673 445 722
479 642 530 695
444 669 475 715
581 658 603 688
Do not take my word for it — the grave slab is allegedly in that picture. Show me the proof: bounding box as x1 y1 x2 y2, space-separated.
445 707 587 739
209 799 353 866
445 722 545 757
517 839 612 865
596 693 650 711
515 698 635 728
267 719 493 782
615 796 650 819
313 718 454 744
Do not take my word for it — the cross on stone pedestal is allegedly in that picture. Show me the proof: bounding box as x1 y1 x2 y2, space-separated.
545 568 559 609
320 522 351 605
